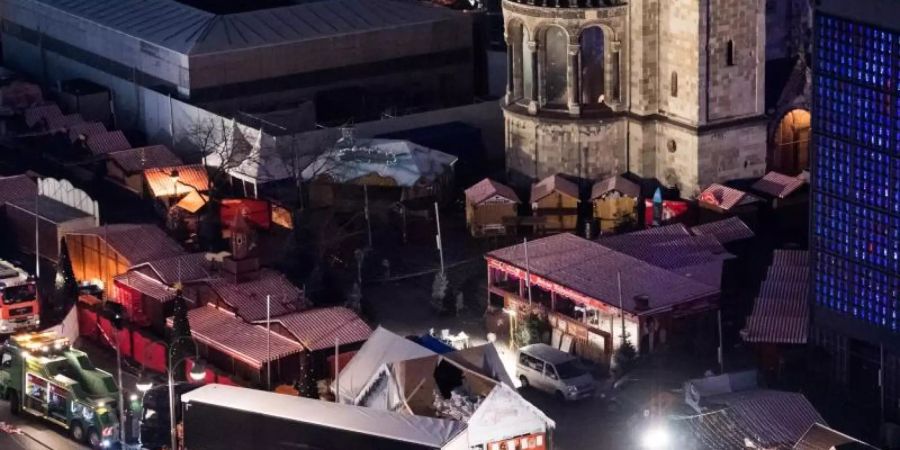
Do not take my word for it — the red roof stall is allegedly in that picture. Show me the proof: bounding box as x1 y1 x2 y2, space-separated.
486 233 720 363
220 198 271 233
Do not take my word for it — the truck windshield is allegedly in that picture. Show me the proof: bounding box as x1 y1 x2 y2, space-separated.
2 284 36 305
555 360 587 380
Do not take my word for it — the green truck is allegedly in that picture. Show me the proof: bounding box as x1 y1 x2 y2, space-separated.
0 332 119 449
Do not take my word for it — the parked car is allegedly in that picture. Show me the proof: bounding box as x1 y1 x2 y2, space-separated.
516 343 595 401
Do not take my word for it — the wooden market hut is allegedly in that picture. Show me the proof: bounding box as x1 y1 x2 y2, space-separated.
591 175 640 234
464 178 520 237
106 145 183 194
530 174 579 233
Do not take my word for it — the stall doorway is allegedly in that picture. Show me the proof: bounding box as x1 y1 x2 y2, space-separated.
771 109 810 175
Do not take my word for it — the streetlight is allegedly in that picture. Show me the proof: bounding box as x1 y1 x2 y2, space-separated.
640 424 671 449
164 336 206 450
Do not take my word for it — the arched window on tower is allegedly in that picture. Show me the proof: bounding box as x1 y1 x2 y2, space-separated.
522 28 534 101
580 26 605 105
544 26 568 106
509 22 524 100
670 71 678 97
726 40 735 66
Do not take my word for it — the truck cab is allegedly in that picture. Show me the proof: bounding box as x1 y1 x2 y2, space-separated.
0 260 40 334
0 332 119 449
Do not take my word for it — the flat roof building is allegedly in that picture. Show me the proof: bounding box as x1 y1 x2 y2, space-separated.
2 0 475 124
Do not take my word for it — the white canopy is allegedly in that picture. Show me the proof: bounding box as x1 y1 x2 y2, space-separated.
301 139 457 187
466 384 555 445
182 384 467 449
336 326 436 404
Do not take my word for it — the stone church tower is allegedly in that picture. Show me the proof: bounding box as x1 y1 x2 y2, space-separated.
502 0 767 196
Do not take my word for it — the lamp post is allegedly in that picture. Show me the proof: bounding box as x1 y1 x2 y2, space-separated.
137 336 205 450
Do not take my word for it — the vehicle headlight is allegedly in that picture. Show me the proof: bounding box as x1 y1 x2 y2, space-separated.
566 385 578 393
101 440 111 448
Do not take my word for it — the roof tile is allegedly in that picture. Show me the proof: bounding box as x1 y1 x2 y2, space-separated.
87 130 131 155
256 307 371 351
465 178 520 205
530 174 579 203
144 164 209 198
108 145 182 174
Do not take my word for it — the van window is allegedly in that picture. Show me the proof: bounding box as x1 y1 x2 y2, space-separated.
518 353 544 372
545 365 559 380
0 352 11 368
555 360 588 379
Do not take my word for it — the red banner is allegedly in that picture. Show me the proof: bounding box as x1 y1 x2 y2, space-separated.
644 199 690 227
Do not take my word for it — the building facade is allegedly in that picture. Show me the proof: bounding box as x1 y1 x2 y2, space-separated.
1 0 474 127
500 0 768 196
812 0 900 425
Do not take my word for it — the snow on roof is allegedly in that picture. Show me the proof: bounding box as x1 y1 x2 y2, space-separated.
465 178 520 205
467 384 555 445
301 139 457 188
182 384 467 448
337 326 436 403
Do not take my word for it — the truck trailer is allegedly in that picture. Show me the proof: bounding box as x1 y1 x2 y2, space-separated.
181 384 468 450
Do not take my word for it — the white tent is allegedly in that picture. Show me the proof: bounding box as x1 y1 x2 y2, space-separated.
336 326 436 404
466 384 556 446
48 305 79 344
301 138 457 187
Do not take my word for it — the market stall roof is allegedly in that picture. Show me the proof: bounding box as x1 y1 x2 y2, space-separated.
86 130 131 155
68 122 106 143
130 252 213 285
488 233 719 315
175 191 209 214
206 269 309 322
678 390 824 450
301 139 457 188
0 174 37 205
442 343 514 388
698 183 761 211
2 81 42 110
107 145 182 174
253 307 371 352
591 174 640 200
741 250 809 344
752 171 806 199
45 114 84 132
143 164 209 198
181 384 466 448
690 217 755 245
597 225 733 289
336 326 436 403
66 224 184 265
114 271 177 303
172 305 304 368
465 178 520 205
530 174 579 203
24 103 62 128
467 384 555 445
793 423 878 450
6 196 92 224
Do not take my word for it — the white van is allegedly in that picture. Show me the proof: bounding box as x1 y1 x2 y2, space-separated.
516 343 595 401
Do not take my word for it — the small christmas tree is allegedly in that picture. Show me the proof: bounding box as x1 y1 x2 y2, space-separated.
55 242 79 306
169 289 193 382
296 353 318 399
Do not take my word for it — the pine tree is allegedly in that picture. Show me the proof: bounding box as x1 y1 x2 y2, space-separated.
296 352 317 399
55 242 79 309
170 289 193 382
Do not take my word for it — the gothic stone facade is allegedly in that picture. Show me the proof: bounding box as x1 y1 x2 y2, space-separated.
502 0 767 196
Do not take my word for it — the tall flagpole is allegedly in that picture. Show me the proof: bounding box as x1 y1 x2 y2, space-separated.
266 295 271 390
524 238 532 308
34 183 40 278
617 270 625 347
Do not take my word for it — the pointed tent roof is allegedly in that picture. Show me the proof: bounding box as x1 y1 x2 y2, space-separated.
336 326 436 404
591 175 640 200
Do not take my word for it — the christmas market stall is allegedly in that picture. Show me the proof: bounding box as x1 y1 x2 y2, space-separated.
530 174 579 234
252 306 371 380
106 145 182 194
169 304 304 386
464 178 520 237
64 224 184 293
591 175 640 234
486 234 720 365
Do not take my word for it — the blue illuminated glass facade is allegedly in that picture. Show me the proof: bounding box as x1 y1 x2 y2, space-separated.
813 13 900 332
